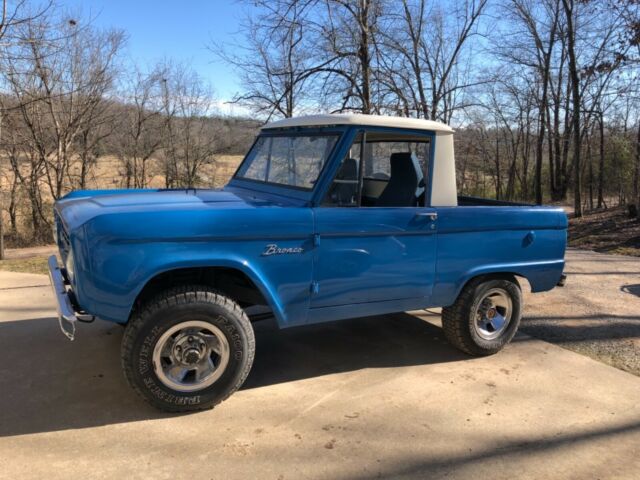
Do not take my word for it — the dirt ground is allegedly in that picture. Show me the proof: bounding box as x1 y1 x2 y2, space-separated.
569 206 640 256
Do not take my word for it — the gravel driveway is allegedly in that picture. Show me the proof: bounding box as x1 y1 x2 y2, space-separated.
521 248 640 376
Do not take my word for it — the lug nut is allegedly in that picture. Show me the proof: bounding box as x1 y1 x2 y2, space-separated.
188 336 194 343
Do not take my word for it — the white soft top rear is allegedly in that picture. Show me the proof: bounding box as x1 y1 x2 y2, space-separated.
263 114 454 134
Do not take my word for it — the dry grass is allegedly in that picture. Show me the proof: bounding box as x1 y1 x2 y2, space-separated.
70 154 243 190
0 256 50 275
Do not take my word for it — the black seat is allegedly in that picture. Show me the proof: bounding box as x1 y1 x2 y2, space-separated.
376 152 420 207
333 157 358 204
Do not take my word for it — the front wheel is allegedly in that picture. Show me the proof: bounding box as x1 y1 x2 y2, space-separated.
441 277 522 356
121 286 255 412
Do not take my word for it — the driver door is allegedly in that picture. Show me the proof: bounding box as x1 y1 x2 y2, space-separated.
310 130 437 308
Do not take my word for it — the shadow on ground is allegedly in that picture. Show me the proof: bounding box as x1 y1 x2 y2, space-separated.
0 311 464 438
622 284 640 298
346 418 640 479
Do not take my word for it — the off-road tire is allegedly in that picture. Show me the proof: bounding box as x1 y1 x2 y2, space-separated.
441 277 522 356
121 286 255 412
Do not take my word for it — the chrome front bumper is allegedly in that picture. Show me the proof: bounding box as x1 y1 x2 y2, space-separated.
47 255 80 341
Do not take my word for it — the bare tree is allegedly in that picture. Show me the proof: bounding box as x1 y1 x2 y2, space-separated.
160 63 219 188
214 0 315 119
0 0 55 257
2 11 124 200
382 0 488 122
562 0 633 215
500 0 560 204
113 67 165 188
635 119 640 214
3 107 50 240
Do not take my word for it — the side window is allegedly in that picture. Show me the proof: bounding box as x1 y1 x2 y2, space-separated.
362 141 430 206
322 132 431 208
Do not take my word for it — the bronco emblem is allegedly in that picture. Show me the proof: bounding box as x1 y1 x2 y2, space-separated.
261 244 304 256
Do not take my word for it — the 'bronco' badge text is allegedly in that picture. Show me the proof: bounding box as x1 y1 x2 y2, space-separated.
262 244 304 256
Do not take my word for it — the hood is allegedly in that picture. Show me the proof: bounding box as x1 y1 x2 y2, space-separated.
62 188 245 206
54 188 290 233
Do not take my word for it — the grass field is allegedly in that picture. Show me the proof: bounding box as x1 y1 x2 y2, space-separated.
66 154 243 190
0 256 49 275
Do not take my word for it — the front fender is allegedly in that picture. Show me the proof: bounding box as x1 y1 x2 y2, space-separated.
78 229 315 326
129 256 287 325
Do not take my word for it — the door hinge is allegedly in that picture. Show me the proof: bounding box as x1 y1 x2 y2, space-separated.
310 281 320 294
313 233 321 247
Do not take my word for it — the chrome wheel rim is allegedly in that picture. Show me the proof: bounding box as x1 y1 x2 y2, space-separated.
152 320 230 392
473 288 512 340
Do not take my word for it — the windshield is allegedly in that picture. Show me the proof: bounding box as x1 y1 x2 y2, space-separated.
235 133 339 190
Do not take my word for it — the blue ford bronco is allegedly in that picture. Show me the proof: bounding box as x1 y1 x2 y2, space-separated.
49 114 567 412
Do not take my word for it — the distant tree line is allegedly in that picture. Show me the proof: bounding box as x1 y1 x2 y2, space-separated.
218 0 640 216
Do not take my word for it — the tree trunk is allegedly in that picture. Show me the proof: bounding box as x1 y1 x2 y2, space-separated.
598 113 605 209
0 114 3 260
563 0 582 217
535 54 553 205
0 208 4 260
358 0 372 114
546 104 556 200
587 132 593 211
9 175 17 231
495 137 501 200
634 120 640 210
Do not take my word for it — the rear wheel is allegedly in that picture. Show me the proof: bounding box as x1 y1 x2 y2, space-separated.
121 286 255 412
441 277 522 356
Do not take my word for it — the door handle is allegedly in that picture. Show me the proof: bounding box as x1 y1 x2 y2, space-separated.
415 212 438 221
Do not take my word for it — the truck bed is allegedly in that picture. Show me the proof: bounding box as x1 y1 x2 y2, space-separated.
457 195 533 207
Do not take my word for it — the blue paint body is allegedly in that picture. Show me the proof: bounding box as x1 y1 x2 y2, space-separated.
53 125 567 327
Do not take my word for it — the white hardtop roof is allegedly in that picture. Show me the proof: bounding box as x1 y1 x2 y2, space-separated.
262 114 454 134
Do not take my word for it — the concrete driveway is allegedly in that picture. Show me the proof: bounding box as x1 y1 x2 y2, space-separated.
1 250 639 480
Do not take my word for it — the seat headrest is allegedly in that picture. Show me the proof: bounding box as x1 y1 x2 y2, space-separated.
337 157 358 180
374 151 424 207
389 152 417 181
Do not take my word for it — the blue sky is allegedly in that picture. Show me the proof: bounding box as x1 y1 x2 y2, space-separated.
61 0 245 113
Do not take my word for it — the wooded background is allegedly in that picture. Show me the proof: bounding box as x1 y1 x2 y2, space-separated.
0 0 639 257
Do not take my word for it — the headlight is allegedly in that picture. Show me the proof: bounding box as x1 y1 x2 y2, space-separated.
65 250 75 283
52 220 58 244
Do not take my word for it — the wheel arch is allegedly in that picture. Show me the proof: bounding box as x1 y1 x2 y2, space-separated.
448 259 564 304
129 261 285 325
458 272 522 294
